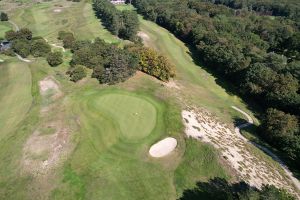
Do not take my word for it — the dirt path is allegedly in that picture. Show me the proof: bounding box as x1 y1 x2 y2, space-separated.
232 106 300 193
8 20 19 31
15 53 32 63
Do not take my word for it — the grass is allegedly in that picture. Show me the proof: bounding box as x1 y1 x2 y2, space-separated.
51 88 184 200
0 22 12 38
9 0 120 43
0 2 290 200
175 139 229 197
0 58 32 141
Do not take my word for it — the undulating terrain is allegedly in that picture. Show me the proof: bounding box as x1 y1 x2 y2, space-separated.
0 0 299 199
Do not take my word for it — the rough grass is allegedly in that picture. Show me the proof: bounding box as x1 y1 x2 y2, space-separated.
175 139 230 197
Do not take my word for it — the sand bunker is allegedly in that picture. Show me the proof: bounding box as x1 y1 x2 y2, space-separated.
149 137 177 157
182 109 299 197
53 9 62 13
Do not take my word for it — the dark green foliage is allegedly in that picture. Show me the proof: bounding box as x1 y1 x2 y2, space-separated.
261 108 300 165
0 12 8 21
126 45 175 81
5 28 32 41
93 0 139 41
71 37 138 84
68 65 87 82
97 49 138 84
47 51 63 67
179 178 295 200
30 39 51 57
58 31 75 48
11 39 30 58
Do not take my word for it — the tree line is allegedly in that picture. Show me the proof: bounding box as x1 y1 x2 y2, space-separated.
92 0 139 41
132 0 300 169
58 31 175 83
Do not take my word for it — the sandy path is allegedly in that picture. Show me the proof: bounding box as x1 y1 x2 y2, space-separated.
15 53 32 63
232 106 300 193
8 20 19 31
182 108 300 198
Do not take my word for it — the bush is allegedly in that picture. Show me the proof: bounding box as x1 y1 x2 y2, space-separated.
0 12 8 21
68 65 87 82
12 39 31 58
47 51 63 67
30 39 51 57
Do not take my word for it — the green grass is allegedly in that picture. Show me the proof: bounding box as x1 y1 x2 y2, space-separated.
175 139 229 197
93 93 157 141
51 89 184 200
10 0 120 43
0 22 12 38
0 59 32 141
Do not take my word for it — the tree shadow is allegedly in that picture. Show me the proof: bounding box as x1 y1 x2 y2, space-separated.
178 178 256 200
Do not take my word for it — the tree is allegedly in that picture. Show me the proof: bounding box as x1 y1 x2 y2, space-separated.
12 39 31 58
68 65 87 82
5 30 18 41
119 10 139 40
47 51 63 67
0 12 8 21
30 39 51 57
17 28 32 40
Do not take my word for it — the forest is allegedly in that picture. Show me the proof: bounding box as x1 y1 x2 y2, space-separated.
132 0 300 168
92 0 139 41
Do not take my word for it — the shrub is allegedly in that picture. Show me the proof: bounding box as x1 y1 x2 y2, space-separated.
68 65 87 82
47 51 63 67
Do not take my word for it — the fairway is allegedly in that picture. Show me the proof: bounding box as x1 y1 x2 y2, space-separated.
94 93 157 140
9 1 120 43
0 60 32 141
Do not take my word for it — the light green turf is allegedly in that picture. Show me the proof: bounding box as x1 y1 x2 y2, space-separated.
0 22 12 38
93 93 157 140
10 0 120 43
0 59 32 141
50 89 184 200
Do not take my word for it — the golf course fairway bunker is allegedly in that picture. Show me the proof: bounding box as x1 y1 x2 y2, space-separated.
93 93 157 140
149 137 177 157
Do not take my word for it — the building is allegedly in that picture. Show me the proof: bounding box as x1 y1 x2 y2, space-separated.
0 40 11 51
110 0 126 4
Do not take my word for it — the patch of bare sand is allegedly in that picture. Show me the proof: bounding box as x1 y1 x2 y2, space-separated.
138 31 150 41
20 77 72 198
149 137 177 157
182 108 299 198
53 9 62 13
39 76 62 99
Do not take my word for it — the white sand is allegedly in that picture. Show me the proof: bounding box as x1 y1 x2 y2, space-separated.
149 137 177 157
182 109 299 197
0 59 4 63
53 9 62 13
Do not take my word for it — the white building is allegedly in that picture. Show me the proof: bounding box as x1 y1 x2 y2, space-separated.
110 0 126 4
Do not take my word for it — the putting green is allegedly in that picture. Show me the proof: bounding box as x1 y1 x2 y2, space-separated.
92 93 157 140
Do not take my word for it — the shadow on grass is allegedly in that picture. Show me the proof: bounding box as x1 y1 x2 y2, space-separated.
178 178 295 200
